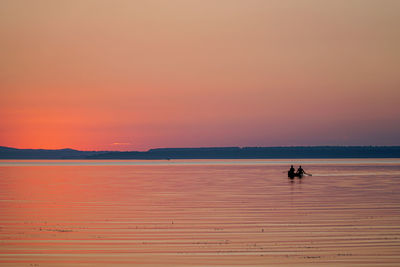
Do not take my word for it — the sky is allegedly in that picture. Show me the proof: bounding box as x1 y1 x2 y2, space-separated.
1 0 399 151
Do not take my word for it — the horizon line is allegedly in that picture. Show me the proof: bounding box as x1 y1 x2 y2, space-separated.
2 145 400 153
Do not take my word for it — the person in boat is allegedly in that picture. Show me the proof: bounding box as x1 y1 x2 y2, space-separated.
296 165 305 176
288 165 295 178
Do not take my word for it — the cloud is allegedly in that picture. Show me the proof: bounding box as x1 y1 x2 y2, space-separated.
112 142 131 146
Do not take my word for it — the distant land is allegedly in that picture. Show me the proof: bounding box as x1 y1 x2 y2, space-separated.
1 146 400 159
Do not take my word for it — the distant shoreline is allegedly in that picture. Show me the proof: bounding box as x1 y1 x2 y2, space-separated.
1 146 400 159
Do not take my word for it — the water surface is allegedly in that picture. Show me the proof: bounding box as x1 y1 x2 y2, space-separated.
1 159 400 266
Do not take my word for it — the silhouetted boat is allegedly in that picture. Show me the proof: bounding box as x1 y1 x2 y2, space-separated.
288 172 304 179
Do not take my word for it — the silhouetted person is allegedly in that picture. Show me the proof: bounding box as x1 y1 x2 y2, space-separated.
297 165 304 176
288 165 295 178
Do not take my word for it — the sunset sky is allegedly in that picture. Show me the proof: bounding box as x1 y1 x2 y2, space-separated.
1 0 399 151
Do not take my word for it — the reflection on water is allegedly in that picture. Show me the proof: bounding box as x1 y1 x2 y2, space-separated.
0 159 400 266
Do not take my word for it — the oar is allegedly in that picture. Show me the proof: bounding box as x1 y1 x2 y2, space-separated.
304 172 312 176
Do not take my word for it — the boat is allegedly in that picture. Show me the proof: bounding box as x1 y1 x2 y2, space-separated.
288 172 303 179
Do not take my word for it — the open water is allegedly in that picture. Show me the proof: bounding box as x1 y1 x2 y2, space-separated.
1 159 400 266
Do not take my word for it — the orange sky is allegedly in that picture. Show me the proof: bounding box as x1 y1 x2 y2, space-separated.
1 0 399 151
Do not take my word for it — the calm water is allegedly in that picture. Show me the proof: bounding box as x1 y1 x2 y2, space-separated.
1 159 400 266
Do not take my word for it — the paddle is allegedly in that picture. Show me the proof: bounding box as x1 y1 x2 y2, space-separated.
304 172 312 176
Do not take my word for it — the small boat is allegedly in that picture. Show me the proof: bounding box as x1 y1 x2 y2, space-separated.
288 172 304 179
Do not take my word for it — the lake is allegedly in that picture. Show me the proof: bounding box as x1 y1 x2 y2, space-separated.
1 159 400 266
